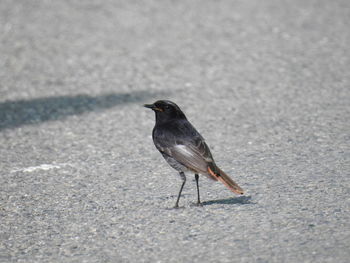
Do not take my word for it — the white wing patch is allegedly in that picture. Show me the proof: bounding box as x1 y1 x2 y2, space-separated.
173 145 212 162
173 145 195 157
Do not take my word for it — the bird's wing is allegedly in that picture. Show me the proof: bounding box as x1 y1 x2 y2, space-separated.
156 137 216 176
153 119 217 177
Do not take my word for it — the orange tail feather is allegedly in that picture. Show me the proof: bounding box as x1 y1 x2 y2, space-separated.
208 166 244 195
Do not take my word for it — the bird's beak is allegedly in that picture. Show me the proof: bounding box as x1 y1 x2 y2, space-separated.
144 104 163 112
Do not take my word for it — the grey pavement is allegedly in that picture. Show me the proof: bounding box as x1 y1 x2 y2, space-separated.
1 0 349 262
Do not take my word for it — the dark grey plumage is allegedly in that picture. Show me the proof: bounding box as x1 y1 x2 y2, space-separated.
144 100 244 207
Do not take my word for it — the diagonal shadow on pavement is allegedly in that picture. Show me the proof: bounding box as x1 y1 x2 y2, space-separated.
0 90 160 130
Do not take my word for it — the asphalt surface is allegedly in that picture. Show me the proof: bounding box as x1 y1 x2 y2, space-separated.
1 0 349 262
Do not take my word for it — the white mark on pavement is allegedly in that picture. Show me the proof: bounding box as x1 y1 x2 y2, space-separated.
11 163 69 173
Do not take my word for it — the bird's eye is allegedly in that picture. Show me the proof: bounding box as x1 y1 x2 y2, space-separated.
164 105 170 110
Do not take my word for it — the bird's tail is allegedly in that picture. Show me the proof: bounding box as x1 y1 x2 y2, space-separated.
208 166 244 195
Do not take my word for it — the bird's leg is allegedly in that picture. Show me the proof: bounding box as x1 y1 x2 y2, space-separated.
174 172 186 208
195 174 202 206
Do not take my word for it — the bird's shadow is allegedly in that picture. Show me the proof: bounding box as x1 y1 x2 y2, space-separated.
0 90 163 130
202 195 253 206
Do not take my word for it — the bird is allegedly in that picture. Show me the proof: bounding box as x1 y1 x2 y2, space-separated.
144 100 244 208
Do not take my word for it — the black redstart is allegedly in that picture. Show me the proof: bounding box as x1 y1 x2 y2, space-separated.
144 100 244 207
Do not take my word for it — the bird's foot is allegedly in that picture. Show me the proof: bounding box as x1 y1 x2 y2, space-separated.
192 202 203 207
173 202 184 209
172 205 185 210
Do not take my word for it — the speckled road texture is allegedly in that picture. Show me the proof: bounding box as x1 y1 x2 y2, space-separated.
1 0 349 262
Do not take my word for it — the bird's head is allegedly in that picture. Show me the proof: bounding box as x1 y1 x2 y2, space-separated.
144 100 187 123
